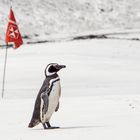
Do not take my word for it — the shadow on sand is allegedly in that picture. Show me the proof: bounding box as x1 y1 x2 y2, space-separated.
59 125 106 130
33 125 106 130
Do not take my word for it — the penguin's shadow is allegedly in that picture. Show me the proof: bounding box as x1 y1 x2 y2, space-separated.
33 125 105 130
60 125 105 130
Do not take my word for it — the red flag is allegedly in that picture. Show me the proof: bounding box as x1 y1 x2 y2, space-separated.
5 8 23 49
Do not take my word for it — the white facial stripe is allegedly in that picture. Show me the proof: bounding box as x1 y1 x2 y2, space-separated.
46 71 55 76
46 64 56 76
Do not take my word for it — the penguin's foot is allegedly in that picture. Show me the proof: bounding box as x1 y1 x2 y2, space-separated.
42 122 60 129
46 122 51 128
42 123 47 129
46 126 60 129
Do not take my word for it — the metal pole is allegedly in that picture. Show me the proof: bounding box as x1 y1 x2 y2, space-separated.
10 0 12 8
2 46 8 98
1 0 13 98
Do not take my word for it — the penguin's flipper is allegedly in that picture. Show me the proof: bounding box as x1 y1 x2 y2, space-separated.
55 102 59 112
41 92 49 114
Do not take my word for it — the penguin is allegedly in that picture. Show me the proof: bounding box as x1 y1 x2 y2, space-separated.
28 63 66 129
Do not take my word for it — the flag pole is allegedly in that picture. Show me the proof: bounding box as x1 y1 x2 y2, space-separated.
1 0 12 98
1 45 8 98
10 0 12 8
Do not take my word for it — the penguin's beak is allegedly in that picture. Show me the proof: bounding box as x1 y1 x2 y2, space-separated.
55 64 66 70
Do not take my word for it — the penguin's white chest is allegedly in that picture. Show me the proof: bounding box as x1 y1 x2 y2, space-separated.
49 81 60 106
41 80 61 123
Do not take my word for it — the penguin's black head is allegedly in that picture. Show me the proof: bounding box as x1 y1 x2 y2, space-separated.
45 63 66 76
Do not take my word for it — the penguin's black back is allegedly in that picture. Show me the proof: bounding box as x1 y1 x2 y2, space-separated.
29 73 59 125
